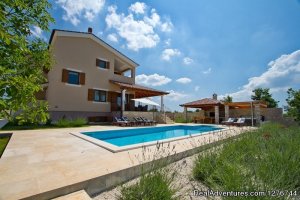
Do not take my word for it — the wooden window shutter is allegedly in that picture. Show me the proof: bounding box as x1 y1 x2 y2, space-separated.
106 61 110 69
62 69 68 82
79 73 85 85
96 59 100 67
107 91 112 102
88 89 94 101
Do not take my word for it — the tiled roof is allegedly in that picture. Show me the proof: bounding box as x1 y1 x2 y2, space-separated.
180 98 222 107
110 81 169 95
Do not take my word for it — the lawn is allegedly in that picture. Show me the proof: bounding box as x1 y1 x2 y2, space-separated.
193 123 300 199
0 136 10 157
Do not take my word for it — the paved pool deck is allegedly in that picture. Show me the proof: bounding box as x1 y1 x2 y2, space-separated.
0 124 253 200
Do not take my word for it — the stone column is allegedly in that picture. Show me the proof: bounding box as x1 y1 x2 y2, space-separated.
121 89 126 116
254 105 261 126
214 106 219 124
160 95 164 112
184 107 187 122
225 105 229 121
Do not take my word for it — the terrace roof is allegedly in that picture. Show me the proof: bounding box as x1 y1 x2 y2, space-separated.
180 98 222 108
180 98 267 109
110 80 169 98
224 101 267 108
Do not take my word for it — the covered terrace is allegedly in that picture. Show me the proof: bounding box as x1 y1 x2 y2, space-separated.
180 94 267 126
110 80 169 115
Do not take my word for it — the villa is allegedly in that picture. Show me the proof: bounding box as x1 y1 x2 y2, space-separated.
37 28 168 122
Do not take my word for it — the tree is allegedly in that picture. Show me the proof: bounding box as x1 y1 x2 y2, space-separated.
0 0 54 124
223 95 233 103
286 88 300 123
251 88 278 108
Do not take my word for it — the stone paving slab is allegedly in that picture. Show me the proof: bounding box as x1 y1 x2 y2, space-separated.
0 124 252 200
52 190 91 200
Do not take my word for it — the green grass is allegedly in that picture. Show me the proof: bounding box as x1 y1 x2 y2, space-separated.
192 123 300 199
0 136 10 157
174 116 193 123
2 118 88 130
119 169 177 200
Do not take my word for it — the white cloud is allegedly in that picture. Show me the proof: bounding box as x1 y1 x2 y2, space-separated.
56 0 105 26
107 33 118 42
136 73 172 86
176 77 192 84
129 2 147 14
183 57 194 65
30 26 44 39
164 38 171 47
165 90 188 101
161 48 181 61
202 67 212 74
160 20 173 32
194 86 200 92
105 3 173 51
225 50 300 101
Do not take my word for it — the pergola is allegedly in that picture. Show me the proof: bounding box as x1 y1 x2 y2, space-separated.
180 98 267 126
224 101 267 126
110 80 169 114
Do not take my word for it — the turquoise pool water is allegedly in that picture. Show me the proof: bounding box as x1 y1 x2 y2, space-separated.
82 125 222 147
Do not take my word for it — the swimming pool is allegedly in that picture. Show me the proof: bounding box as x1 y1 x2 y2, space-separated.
81 125 223 148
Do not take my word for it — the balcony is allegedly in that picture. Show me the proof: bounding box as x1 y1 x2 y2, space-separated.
111 74 134 84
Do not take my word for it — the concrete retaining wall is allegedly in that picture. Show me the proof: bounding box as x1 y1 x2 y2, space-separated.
123 111 157 121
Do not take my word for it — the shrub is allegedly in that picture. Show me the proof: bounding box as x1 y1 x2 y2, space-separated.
192 123 300 199
56 118 70 127
56 118 87 127
71 118 88 127
119 170 177 200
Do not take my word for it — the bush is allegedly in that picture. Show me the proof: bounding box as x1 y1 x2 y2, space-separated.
56 118 87 127
71 118 88 127
192 123 300 199
119 170 177 200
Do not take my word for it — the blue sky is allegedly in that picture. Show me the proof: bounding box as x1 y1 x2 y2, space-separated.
34 0 300 111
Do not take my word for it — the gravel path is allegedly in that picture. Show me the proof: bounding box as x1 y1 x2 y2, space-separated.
92 152 220 200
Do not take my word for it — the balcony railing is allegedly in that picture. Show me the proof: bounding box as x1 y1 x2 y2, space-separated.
111 74 134 84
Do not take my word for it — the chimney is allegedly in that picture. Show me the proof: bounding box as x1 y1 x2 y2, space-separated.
212 93 217 100
88 27 93 33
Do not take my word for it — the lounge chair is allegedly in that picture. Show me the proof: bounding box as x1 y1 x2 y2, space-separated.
140 117 154 126
141 117 157 126
122 117 136 126
133 117 145 126
233 118 246 126
222 118 236 125
113 117 130 127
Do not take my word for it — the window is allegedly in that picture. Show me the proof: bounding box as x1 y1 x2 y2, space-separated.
68 71 79 85
94 90 107 102
96 59 109 69
62 69 85 85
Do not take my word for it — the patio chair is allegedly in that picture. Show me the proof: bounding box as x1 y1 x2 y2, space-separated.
221 118 236 125
137 117 151 126
233 118 246 126
141 117 157 126
112 117 130 127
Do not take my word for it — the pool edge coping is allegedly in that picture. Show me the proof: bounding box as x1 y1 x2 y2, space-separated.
70 124 229 153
